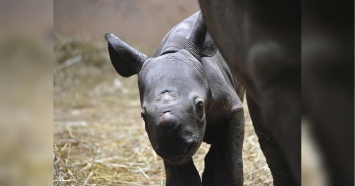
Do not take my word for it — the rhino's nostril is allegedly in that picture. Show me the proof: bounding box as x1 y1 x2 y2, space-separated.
184 139 196 154
184 144 191 154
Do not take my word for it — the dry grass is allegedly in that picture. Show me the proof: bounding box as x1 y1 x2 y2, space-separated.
53 35 272 185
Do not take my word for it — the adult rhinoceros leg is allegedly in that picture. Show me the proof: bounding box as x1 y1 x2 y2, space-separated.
247 95 295 185
202 112 244 186
163 159 201 186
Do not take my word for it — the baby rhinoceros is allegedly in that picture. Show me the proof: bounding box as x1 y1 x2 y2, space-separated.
105 12 245 186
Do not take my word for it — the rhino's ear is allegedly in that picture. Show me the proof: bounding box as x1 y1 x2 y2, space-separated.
186 12 217 59
105 33 147 77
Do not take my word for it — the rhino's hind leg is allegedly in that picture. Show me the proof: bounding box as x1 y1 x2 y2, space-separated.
163 159 201 186
202 113 244 186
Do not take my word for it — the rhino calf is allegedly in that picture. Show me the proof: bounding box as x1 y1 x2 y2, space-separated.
105 12 245 186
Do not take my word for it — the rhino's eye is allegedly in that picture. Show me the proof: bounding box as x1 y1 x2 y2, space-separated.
194 98 204 118
197 101 203 111
141 109 146 121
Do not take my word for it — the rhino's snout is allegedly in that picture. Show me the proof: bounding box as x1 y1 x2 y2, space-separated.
158 112 180 131
155 137 197 165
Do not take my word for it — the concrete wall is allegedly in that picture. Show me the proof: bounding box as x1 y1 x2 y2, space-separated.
54 0 199 49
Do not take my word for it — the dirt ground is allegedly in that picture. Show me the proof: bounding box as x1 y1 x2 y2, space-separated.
53 35 272 185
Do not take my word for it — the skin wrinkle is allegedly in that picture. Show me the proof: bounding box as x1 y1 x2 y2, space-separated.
140 52 203 82
156 91 180 105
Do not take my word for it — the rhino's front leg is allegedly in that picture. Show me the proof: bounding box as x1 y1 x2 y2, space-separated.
247 95 296 185
164 159 201 186
202 112 244 186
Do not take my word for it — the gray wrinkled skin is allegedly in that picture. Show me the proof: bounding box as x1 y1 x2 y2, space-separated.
106 12 245 185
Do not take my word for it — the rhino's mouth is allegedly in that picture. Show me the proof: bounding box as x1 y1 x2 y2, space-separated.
162 139 198 165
